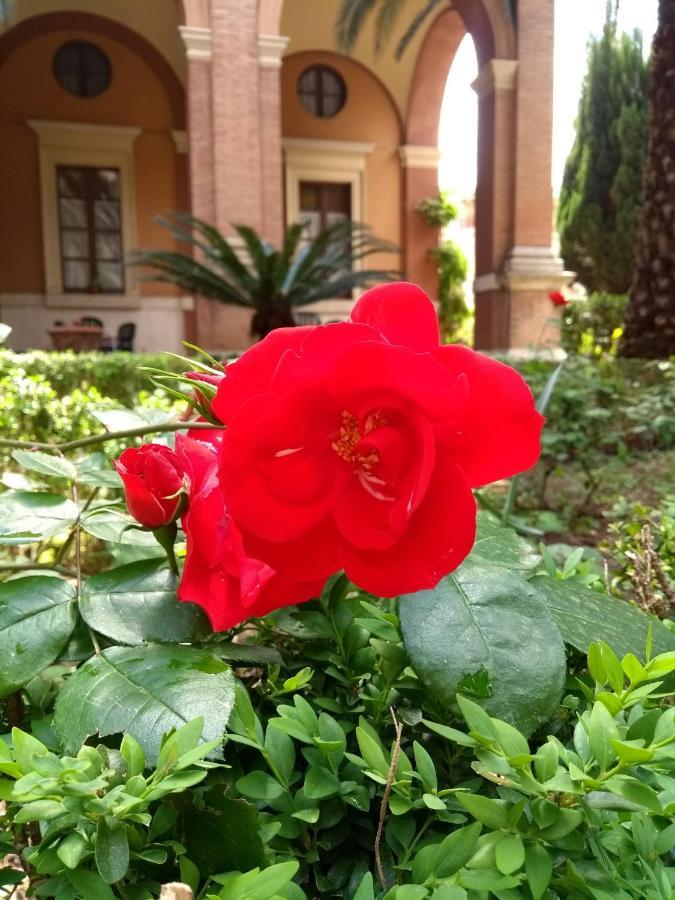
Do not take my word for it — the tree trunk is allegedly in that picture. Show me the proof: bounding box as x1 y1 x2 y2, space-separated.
250 305 296 341
620 0 675 358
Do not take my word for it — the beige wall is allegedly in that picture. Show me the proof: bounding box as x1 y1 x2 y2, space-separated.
281 51 403 272
280 0 438 121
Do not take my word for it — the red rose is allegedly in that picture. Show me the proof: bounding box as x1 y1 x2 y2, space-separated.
549 291 567 307
114 444 187 529
175 430 323 630
211 282 543 598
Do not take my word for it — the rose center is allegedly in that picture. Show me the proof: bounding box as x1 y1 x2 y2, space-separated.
331 410 381 470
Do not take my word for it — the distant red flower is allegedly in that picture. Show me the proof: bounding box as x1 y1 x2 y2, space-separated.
115 444 187 529
549 291 568 307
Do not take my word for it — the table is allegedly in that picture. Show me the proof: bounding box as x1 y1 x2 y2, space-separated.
48 326 103 352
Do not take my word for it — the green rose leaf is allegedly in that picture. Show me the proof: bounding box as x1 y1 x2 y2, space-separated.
79 559 210 645
11 449 77 482
0 491 78 545
183 793 267 876
531 576 675 657
80 509 160 547
470 511 541 571
400 560 566 735
0 576 77 697
53 644 235 763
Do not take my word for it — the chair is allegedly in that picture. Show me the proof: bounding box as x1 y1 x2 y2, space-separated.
116 322 136 352
80 316 104 328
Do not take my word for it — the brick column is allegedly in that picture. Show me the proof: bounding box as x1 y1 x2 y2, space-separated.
210 0 263 235
400 145 441 300
503 0 571 350
179 25 215 347
472 59 518 349
257 34 288 244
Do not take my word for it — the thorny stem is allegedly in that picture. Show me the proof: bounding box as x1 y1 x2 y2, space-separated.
375 707 403 890
0 420 224 453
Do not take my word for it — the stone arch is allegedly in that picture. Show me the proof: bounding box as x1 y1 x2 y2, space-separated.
0 11 185 125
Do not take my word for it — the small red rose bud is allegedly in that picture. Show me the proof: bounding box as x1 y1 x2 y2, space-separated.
114 444 187 529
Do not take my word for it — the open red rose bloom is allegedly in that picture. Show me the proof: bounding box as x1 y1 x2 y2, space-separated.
172 283 544 629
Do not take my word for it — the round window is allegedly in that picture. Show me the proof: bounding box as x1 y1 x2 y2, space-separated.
53 41 111 98
297 65 347 118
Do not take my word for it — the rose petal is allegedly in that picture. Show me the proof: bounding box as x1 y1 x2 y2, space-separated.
350 282 440 351
327 340 467 422
220 391 348 542
212 326 315 423
342 454 476 597
433 345 544 486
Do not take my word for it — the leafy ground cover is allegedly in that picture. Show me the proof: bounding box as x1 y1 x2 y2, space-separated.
0 347 672 899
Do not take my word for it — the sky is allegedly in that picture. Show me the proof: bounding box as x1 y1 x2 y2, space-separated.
438 0 658 198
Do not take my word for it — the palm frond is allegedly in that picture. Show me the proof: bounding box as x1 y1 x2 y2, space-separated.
395 0 444 59
374 0 407 53
335 0 378 51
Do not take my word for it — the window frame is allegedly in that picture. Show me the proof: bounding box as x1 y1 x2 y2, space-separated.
28 120 141 308
53 40 112 99
297 65 347 118
56 165 125 295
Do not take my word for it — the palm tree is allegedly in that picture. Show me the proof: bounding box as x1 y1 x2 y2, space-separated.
620 0 675 358
130 215 398 340
335 0 516 57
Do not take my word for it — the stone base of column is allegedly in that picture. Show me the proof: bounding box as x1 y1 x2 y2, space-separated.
474 246 574 352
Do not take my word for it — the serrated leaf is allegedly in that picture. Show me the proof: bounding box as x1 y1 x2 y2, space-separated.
531 576 675 657
0 491 78 544
184 793 266 876
12 450 77 481
53 645 234 763
400 560 566 735
0 577 77 697
79 559 209 645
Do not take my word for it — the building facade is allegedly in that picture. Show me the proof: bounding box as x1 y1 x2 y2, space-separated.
0 0 569 353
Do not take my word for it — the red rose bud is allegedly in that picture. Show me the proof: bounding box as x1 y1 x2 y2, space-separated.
549 291 567 307
115 444 187 528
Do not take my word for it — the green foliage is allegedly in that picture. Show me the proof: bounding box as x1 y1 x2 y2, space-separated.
0 350 673 898
431 242 469 342
557 21 649 293
417 194 458 230
562 292 629 356
0 350 183 446
130 215 399 339
417 195 469 341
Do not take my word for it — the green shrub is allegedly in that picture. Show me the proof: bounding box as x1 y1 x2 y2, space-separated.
562 292 629 356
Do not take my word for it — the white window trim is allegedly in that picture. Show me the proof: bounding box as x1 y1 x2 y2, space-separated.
28 119 141 306
282 138 375 231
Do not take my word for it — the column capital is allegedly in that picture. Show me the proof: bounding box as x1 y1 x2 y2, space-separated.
472 59 518 99
258 34 289 68
398 144 440 169
171 130 188 154
179 26 212 62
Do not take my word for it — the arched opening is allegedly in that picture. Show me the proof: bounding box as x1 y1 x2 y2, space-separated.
438 34 478 335
0 7 189 352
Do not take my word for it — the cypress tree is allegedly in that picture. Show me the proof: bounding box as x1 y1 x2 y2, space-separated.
557 6 649 295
